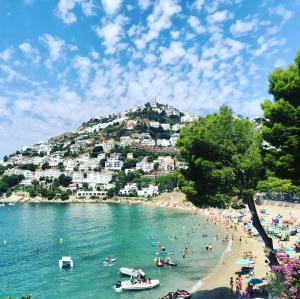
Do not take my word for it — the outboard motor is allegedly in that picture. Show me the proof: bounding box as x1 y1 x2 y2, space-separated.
115 281 122 288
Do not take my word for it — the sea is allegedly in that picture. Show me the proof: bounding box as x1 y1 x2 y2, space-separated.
0 203 228 299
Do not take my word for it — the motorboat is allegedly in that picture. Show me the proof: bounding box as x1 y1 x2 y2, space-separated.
164 257 177 267
59 256 73 269
162 290 192 298
115 278 160 292
8 203 15 206
119 267 145 277
103 256 116 266
155 257 177 267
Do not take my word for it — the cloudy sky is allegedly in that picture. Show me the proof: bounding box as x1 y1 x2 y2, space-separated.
0 0 299 158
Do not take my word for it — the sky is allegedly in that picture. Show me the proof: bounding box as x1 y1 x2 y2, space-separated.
0 0 300 158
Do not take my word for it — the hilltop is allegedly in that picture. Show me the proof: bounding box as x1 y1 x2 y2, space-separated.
0 102 198 202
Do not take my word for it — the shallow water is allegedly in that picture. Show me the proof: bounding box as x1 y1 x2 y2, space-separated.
0 203 227 299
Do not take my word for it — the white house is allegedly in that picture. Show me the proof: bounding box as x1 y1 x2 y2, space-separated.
137 185 159 197
119 183 138 195
171 124 182 131
70 144 81 154
154 156 175 172
136 160 154 173
120 136 132 146
85 172 113 184
65 159 77 171
161 123 171 130
141 132 151 139
156 139 171 147
101 142 116 153
170 133 179 146
181 113 198 123
141 139 156 147
127 153 134 159
105 158 123 171
150 121 160 128
70 171 84 183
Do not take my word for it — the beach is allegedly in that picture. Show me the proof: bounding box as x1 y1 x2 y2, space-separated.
1 191 299 298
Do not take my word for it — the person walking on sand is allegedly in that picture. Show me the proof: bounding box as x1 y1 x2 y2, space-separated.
230 277 234 293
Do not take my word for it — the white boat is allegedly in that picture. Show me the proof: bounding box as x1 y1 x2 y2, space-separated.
119 267 145 277
0 203 5 207
8 203 15 206
115 279 160 291
59 256 73 269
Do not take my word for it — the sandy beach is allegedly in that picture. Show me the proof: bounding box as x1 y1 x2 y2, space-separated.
1 191 299 298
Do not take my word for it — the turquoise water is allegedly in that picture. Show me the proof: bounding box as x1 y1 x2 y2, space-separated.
0 203 227 299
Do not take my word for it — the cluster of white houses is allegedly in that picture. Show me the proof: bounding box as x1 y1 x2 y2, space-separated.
2 103 196 199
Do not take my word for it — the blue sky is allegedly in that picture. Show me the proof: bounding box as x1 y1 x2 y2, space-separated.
0 0 300 158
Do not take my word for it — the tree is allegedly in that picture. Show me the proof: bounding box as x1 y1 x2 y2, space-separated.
60 191 69 201
58 174 72 187
177 105 279 266
261 50 300 185
20 163 38 172
57 162 64 171
155 173 178 192
41 162 51 170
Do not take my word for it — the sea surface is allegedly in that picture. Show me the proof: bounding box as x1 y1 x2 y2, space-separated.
0 203 227 299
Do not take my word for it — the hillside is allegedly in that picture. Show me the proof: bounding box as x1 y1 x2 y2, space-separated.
0 101 198 201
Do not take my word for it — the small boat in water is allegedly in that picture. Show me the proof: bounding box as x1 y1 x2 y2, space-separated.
115 277 160 292
59 256 73 269
155 257 177 267
0 203 5 207
8 203 15 206
103 256 116 266
119 267 145 277
161 289 192 298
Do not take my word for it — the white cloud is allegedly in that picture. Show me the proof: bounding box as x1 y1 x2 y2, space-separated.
188 16 206 34
56 0 78 24
230 19 257 35
0 48 13 62
143 0 181 44
193 0 204 11
81 0 95 16
206 10 233 24
73 55 92 88
40 34 65 64
19 42 40 63
160 41 185 65
170 30 180 39
269 5 294 23
138 0 151 10
253 36 286 57
56 0 95 24
95 17 126 54
101 0 122 15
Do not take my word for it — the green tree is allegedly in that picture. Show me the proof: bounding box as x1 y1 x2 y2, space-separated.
155 173 178 192
261 50 300 185
60 191 69 201
123 159 137 169
19 163 38 171
57 162 64 171
58 174 72 187
177 105 278 266
41 162 51 170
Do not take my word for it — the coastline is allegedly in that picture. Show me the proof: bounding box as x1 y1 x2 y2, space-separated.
1 191 299 298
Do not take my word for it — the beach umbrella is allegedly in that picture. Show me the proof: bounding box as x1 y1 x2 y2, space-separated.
248 278 263 285
235 259 255 265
